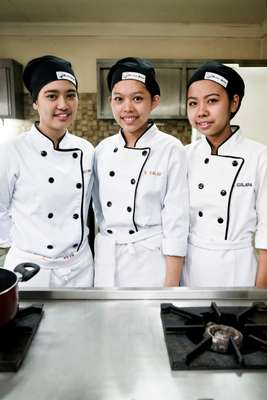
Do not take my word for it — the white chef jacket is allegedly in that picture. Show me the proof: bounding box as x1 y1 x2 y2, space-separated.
181 126 267 287
0 124 94 287
93 123 189 287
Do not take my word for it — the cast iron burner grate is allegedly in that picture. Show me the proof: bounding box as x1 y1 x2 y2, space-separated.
160 302 267 370
0 304 44 372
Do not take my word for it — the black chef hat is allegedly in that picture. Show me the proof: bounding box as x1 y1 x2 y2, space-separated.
23 55 78 101
188 61 245 118
107 57 160 97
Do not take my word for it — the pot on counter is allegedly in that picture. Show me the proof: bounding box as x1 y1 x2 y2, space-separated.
0 263 40 327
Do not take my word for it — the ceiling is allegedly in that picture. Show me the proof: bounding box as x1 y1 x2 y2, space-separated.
0 0 267 24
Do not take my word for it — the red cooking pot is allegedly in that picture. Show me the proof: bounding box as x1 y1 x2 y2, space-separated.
0 263 40 327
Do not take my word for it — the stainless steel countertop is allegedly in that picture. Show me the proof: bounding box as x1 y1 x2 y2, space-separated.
1 289 267 400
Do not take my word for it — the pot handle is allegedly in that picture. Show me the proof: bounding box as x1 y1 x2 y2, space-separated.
14 263 40 282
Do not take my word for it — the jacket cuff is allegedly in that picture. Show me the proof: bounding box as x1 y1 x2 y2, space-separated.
255 238 267 249
162 237 187 257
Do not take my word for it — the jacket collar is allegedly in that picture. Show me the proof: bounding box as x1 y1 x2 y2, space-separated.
30 123 69 151
118 122 157 148
202 125 242 155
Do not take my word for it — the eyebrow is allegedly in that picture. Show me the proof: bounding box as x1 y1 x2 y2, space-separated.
112 91 144 96
44 89 77 94
187 93 221 100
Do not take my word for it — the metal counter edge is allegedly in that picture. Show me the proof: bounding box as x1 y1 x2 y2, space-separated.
19 287 267 301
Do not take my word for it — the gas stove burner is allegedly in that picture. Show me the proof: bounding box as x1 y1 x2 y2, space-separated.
0 304 44 372
203 322 243 353
161 301 267 370
254 302 267 312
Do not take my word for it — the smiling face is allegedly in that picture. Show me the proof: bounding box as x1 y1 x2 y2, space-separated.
110 79 160 146
33 79 78 141
187 79 239 144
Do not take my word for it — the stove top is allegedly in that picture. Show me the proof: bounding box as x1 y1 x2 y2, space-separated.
161 302 267 370
0 304 44 372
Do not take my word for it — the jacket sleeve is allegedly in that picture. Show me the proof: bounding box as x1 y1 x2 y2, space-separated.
0 143 17 247
161 142 189 256
255 147 267 249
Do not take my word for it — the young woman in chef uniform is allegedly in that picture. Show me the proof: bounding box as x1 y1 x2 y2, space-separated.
182 61 267 288
0 55 94 287
93 57 189 287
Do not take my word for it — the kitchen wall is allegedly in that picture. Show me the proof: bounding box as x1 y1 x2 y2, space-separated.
262 20 267 58
1 22 266 91
232 67 267 144
0 21 266 144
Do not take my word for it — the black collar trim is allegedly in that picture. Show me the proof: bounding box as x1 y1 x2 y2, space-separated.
206 125 240 155
34 122 67 150
121 121 154 148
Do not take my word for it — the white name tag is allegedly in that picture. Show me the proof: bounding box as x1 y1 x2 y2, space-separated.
204 71 228 88
56 71 76 85
122 71 146 83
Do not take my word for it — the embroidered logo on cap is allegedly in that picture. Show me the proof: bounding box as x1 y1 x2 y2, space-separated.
56 71 76 85
204 72 228 88
122 71 146 83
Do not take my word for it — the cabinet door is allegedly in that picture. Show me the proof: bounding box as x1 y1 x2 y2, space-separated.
0 59 24 119
151 66 185 119
0 67 11 117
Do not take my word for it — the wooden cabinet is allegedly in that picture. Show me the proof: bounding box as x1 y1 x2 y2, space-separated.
0 59 24 119
96 59 201 120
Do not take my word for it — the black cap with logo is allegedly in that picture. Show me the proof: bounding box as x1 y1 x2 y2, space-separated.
23 55 77 101
107 57 160 97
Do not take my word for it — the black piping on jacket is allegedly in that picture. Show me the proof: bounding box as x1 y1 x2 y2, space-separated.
120 121 153 232
35 123 85 251
205 126 244 240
